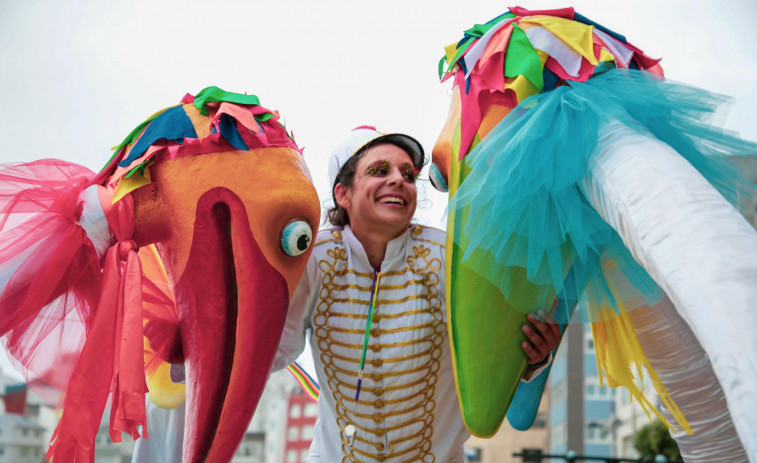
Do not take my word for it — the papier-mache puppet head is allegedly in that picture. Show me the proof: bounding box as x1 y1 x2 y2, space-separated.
0 86 319 462
430 6 663 189
429 7 673 439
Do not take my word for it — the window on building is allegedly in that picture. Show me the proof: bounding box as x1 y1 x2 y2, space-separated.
303 402 318 417
463 446 482 462
550 378 567 405
288 426 299 441
286 449 297 463
533 412 547 429
26 404 40 418
550 421 566 448
300 449 309 461
301 425 315 440
583 328 594 352
20 447 29 456
586 423 611 443
586 377 616 400
290 404 302 418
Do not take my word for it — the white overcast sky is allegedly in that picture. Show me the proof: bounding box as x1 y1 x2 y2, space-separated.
1 0 756 379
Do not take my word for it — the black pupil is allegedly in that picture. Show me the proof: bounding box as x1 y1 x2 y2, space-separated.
297 234 310 251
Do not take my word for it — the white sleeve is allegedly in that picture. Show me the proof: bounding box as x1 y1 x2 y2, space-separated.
521 352 552 382
272 255 319 372
131 399 185 463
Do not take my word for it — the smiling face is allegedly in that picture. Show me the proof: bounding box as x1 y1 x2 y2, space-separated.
334 143 418 241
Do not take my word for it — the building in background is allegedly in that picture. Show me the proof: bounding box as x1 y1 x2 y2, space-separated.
0 366 305 463
612 379 658 458
94 416 136 463
0 412 46 463
0 372 51 463
464 384 549 463
282 389 319 463
548 322 615 460
237 368 300 463
547 317 673 462
232 430 266 463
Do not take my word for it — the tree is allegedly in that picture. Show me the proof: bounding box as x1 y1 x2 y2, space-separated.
633 420 681 460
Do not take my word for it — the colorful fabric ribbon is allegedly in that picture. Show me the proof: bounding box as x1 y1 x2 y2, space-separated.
286 361 320 402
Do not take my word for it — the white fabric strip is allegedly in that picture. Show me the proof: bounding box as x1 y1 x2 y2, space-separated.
524 25 582 77
462 17 514 79
582 122 757 461
77 185 114 258
630 298 747 462
593 29 634 68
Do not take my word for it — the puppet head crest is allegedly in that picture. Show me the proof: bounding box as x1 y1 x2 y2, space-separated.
439 6 664 156
98 86 300 203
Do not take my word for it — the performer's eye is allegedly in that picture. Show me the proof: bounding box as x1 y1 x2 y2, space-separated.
429 164 448 192
366 160 390 176
403 165 421 182
281 220 312 257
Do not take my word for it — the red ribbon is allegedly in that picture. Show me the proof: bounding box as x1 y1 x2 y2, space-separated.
47 187 148 462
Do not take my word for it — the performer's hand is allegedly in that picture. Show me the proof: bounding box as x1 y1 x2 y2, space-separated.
522 312 561 364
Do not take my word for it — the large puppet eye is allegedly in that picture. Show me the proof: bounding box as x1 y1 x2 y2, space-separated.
281 220 313 257
429 164 449 193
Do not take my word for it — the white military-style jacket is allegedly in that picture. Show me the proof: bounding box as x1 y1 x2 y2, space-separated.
275 224 471 463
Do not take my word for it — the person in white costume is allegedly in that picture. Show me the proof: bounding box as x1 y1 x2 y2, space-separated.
273 127 560 463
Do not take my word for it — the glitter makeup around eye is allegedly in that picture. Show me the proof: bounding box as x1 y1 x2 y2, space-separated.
404 165 422 181
366 160 390 175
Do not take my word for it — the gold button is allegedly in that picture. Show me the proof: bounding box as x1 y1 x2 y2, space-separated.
370 328 381 337
373 388 383 396
373 315 381 323
373 413 383 423
374 399 384 409
373 374 383 381
372 358 383 368
411 225 423 236
376 428 385 437
377 456 386 462
376 443 385 451
370 344 381 352
332 230 343 241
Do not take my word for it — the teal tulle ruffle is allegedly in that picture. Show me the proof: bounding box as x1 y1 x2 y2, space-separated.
449 69 757 321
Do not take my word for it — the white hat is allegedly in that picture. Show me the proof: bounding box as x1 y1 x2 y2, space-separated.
328 126 425 190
